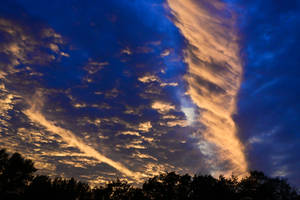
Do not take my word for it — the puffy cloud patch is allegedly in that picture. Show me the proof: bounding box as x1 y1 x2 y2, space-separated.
152 101 176 114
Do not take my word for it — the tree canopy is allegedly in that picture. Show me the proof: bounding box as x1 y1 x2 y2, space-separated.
0 149 299 200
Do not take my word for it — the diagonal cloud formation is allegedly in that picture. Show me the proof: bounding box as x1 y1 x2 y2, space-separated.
24 91 141 181
167 0 248 176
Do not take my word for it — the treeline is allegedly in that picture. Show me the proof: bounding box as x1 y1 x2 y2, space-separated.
0 149 299 200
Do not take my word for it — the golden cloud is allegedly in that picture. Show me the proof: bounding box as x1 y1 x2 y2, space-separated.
167 0 248 176
152 101 175 114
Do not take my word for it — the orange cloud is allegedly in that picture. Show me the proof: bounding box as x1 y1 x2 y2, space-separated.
138 121 152 132
167 0 248 176
152 101 175 114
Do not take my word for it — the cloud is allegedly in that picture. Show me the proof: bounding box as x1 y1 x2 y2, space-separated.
23 91 141 180
84 61 109 74
160 82 178 87
167 0 248 176
166 120 188 127
119 131 141 137
138 75 159 83
34 161 57 171
138 121 152 132
151 101 176 114
181 107 195 125
132 151 158 161
138 74 178 88
0 0 226 186
161 49 171 57
0 18 63 73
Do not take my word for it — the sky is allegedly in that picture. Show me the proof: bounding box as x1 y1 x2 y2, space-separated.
0 0 299 187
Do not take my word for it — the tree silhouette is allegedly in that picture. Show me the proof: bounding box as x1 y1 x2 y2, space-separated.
25 176 91 200
237 171 299 200
0 149 36 199
143 172 192 200
93 179 146 200
0 149 299 200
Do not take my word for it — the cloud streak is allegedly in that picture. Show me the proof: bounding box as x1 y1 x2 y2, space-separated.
23 91 141 181
167 0 248 176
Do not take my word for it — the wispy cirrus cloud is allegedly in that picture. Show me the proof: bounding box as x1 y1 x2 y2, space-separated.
167 0 248 176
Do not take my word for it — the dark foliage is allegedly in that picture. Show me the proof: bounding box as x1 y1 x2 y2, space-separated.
0 149 36 199
0 149 299 200
25 176 91 200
